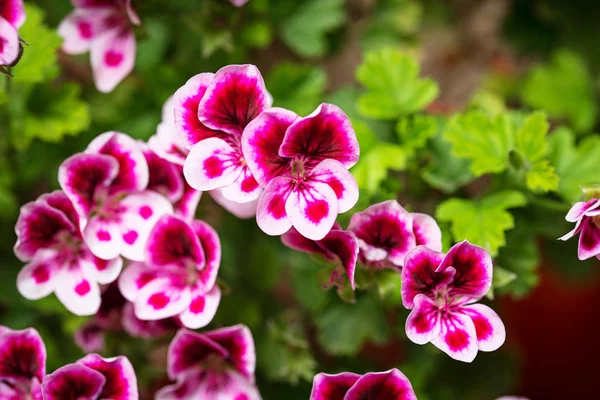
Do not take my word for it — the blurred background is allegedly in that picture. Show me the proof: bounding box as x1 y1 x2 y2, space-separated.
1 0 599 398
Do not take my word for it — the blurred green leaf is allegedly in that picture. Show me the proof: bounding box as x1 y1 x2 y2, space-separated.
352 142 406 195
280 0 346 58
421 132 474 194
356 48 438 119
496 223 540 297
361 0 422 50
521 50 597 132
396 114 437 156
266 63 327 116
486 266 517 300
136 19 170 71
436 191 527 256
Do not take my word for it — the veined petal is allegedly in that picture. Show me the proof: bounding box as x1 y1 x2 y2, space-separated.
191 220 221 291
167 329 228 380
77 354 138 400
39 190 80 230
431 311 478 363
242 107 298 186
1 0 26 28
184 137 242 191
0 327 46 382
256 176 293 235
83 216 123 261
55 266 101 316
0 17 19 65
125 0 140 25
281 227 332 259
74 321 105 354
58 8 111 54
438 241 492 300
279 103 359 169
155 377 201 400
348 200 416 267
401 246 450 309
309 159 359 213
86 131 149 194
175 180 202 221
58 153 119 219
198 64 269 135
146 215 204 270
118 262 158 302
558 219 583 241
319 230 359 290
578 217 600 260
204 324 256 381
179 285 221 329
565 199 600 222
345 369 417 400
90 27 136 93
210 188 258 219
119 190 174 262
42 364 105 400
461 304 506 352
121 303 180 339
405 294 442 345
17 250 63 300
149 122 188 166
173 73 222 148
195 369 262 400
220 165 262 203
143 145 185 202
309 372 360 400
412 213 442 251
286 182 338 241
134 278 191 321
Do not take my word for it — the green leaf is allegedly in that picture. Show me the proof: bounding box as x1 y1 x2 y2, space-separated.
548 127 600 202
436 191 527 256
352 142 407 195
356 48 438 119
280 0 346 58
469 90 506 117
136 19 170 71
266 63 327 116
496 224 540 298
396 114 437 156
443 110 513 176
421 132 474 194
12 4 62 83
521 50 597 132
361 0 423 50
486 266 517 300
316 294 390 356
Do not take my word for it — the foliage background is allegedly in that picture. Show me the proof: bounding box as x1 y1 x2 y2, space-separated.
1 0 599 399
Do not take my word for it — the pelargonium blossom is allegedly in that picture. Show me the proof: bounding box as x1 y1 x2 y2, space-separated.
348 200 442 268
0 326 45 400
14 191 122 315
59 132 173 262
401 241 506 362
150 96 259 218
282 223 358 290
243 105 360 240
118 214 221 329
0 0 25 66
42 353 137 400
310 369 417 400
58 0 141 93
156 326 261 400
559 198 600 260
175 65 269 204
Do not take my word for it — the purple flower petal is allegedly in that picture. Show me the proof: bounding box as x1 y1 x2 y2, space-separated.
0 327 46 382
256 176 293 235
1 0 26 28
220 165 263 203
0 17 19 65
344 369 417 400
309 372 360 400
286 181 338 241
204 324 256 381
438 241 492 300
121 303 180 339
191 219 221 292
565 198 600 222
146 215 205 270
401 246 450 309
82 216 123 261
184 137 243 191
74 321 106 354
77 354 138 400
134 278 192 321
411 212 442 251
79 251 123 285
54 266 102 316
319 230 359 290
58 8 111 54
460 304 506 352
210 188 258 219
309 159 359 213
175 180 202 221
39 191 80 230
179 285 221 329
430 310 478 363
89 27 136 93
167 329 228 380
142 145 185 203
578 217 600 260
16 250 63 301
405 293 442 345
42 363 105 400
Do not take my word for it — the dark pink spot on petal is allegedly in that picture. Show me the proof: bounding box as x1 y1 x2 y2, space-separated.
33 265 50 284
235 395 249 400
240 175 259 193
471 313 493 341
268 195 286 219
148 293 169 310
203 156 223 178
306 199 329 223
123 230 139 245
97 230 111 242
327 177 344 199
104 50 123 67
189 296 206 314
95 259 108 271
139 206 153 220
78 21 93 39
445 328 470 352
413 310 434 334
75 281 91 296
136 273 155 289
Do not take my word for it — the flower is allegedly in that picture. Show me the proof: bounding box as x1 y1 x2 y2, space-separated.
281 223 358 290
14 191 123 315
559 198 600 260
401 241 505 362
58 0 141 93
309 369 417 400
229 0 250 7
59 132 173 262
348 200 442 268
176 66 270 204
0 326 45 400
150 96 259 218
42 353 137 400
0 0 25 66
243 105 360 240
156 326 261 400
118 214 221 329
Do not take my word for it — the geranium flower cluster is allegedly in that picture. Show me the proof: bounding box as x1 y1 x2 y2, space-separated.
559 197 600 260
310 369 417 400
0 0 25 68
0 325 137 399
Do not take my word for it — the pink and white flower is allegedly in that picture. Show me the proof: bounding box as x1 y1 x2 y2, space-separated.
282 223 358 290
156 326 261 400
14 191 123 315
559 198 600 260
118 214 221 329
401 241 505 362
310 369 417 400
59 132 173 262
0 0 25 66
229 0 250 7
0 326 45 400
176 66 269 204
58 0 141 93
243 105 360 240
348 200 442 269
42 354 137 400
